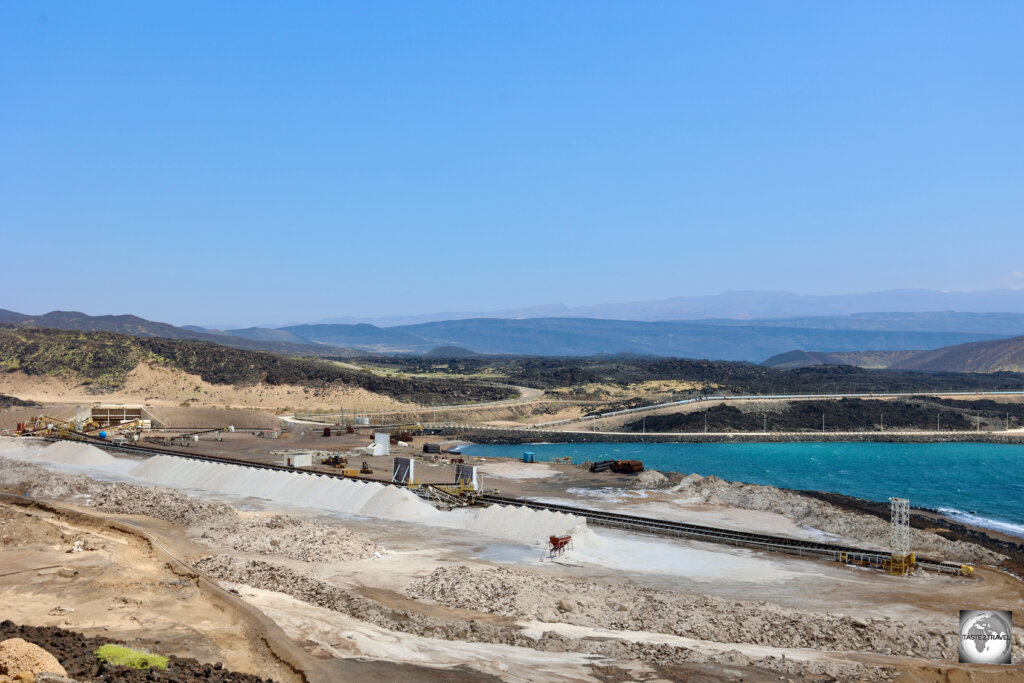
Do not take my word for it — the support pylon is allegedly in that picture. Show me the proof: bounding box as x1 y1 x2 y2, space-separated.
888 497 914 575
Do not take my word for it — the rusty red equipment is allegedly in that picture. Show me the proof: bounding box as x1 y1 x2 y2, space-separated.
549 535 573 557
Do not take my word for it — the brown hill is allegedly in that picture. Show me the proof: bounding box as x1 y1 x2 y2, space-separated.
889 335 1024 373
762 349 915 369
764 336 1024 373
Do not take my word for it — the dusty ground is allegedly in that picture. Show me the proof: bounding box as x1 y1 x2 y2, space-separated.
0 363 415 413
2 437 1023 682
0 502 301 682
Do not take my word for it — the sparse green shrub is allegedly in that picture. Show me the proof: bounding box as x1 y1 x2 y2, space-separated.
94 644 169 670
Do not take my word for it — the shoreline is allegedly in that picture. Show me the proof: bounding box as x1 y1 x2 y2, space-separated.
451 428 1024 444
460 446 1024 574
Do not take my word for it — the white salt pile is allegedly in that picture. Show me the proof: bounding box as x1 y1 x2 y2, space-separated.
465 504 585 547
36 441 120 467
422 503 588 548
0 438 34 456
129 455 439 521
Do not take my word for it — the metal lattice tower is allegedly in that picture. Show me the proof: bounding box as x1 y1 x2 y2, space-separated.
889 497 912 574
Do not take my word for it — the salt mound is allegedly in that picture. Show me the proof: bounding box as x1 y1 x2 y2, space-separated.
36 440 119 467
129 455 439 521
0 438 37 456
464 504 586 547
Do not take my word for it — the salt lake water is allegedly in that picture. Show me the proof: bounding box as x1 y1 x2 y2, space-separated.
461 442 1024 538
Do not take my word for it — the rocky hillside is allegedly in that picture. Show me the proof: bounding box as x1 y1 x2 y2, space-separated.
890 335 1024 373
367 354 1024 395
620 397 1024 433
765 335 1024 373
0 326 516 404
0 308 358 358
0 393 38 408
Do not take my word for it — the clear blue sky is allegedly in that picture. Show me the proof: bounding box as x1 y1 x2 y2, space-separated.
2 2 1022 326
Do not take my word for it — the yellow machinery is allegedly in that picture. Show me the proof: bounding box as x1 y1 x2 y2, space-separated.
17 415 74 436
887 552 916 576
83 419 144 437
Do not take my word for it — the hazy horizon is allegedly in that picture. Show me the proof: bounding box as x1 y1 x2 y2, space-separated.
7 286 1024 330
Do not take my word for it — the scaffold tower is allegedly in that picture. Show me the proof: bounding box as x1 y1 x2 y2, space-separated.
888 497 914 575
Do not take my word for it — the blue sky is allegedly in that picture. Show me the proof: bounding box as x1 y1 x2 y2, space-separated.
2 2 1022 326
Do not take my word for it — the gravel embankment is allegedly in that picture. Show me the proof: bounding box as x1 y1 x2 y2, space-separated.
0 458 380 564
196 515 381 562
195 554 896 680
0 457 103 499
92 483 239 527
408 565 990 661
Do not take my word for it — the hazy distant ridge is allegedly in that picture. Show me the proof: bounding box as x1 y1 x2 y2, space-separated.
302 289 1024 326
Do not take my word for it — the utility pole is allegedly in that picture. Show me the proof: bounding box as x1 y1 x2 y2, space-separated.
976 411 980 432
704 411 708 433
763 414 767 434
822 413 825 433
937 414 940 432
880 413 884 432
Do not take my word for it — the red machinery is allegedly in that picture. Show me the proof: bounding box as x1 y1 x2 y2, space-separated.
549 535 573 557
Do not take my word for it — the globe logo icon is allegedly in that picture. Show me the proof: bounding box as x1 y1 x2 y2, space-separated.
959 610 1012 664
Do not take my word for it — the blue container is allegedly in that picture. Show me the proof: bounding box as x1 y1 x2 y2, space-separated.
522 451 535 463
98 431 107 439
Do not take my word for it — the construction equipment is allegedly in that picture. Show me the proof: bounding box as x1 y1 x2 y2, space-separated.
423 484 477 507
16 415 74 436
549 535 573 557
143 426 234 447
360 461 374 474
83 419 144 437
341 468 359 477
322 455 348 468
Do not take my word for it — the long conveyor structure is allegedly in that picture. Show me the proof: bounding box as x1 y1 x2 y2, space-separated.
38 436 975 575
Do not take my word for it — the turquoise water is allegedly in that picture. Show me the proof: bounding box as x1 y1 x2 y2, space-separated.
461 442 1024 537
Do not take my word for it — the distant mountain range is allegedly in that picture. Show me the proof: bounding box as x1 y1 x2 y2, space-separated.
6 306 1024 367
765 336 1024 373
241 316 1013 361
287 289 1024 327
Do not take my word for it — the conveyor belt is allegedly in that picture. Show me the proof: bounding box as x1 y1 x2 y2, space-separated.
42 436 973 574
478 494 972 574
